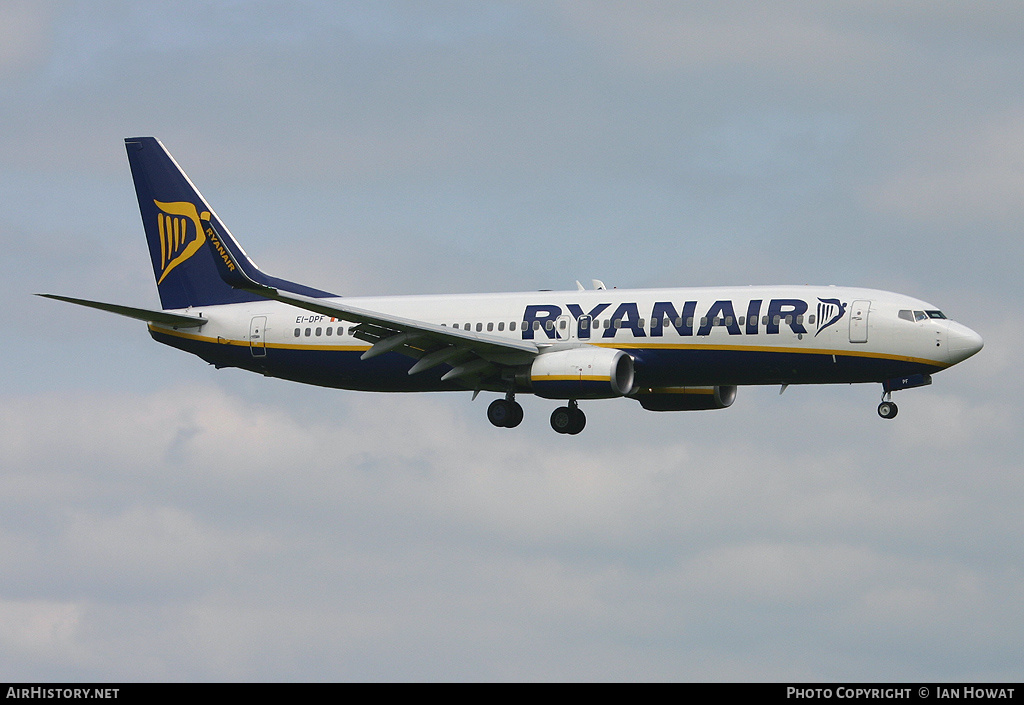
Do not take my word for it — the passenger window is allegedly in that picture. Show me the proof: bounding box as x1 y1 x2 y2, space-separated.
580 319 590 330
511 321 518 331
487 322 493 332
808 315 815 325
559 320 567 329
725 316 733 326
498 322 504 331
453 323 459 329
305 328 311 336
315 327 322 336
476 323 483 332
326 327 333 336
637 319 645 328
294 328 300 337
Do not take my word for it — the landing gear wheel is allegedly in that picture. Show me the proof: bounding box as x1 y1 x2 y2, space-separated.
567 407 586 435
550 405 586 434
488 398 524 428
550 406 572 433
506 400 524 428
877 401 898 419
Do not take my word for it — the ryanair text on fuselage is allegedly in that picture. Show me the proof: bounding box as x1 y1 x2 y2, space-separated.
521 298 838 340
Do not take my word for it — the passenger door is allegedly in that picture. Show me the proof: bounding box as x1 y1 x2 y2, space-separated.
849 300 870 343
249 316 267 357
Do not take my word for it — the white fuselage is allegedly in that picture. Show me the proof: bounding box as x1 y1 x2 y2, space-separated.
148 284 982 394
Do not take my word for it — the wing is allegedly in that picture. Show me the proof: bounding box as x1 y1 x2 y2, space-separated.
37 294 207 328
203 221 538 384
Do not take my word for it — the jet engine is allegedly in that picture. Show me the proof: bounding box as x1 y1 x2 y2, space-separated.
632 385 737 411
526 347 634 399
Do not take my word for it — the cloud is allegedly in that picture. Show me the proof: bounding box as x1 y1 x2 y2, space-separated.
1 378 1021 679
0 599 80 657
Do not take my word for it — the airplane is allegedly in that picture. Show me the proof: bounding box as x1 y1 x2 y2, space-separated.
40 137 984 434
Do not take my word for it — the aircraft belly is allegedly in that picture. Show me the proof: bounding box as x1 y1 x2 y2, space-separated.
629 347 943 387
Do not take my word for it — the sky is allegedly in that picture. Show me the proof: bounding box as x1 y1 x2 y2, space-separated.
1 0 1021 682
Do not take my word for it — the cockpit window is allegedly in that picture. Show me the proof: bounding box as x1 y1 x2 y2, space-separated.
900 309 947 322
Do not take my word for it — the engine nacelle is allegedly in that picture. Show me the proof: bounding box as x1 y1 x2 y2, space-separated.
528 348 634 400
632 385 737 412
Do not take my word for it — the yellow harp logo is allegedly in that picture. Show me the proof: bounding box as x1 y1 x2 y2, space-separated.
154 200 210 284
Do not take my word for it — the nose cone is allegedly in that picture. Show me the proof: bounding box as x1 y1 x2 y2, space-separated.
946 322 984 364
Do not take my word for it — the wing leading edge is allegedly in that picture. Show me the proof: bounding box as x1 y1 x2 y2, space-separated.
202 219 538 382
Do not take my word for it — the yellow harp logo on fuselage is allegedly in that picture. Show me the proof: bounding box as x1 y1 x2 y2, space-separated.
154 200 210 284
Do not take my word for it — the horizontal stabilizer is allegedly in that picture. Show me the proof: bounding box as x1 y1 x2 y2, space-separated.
37 294 207 327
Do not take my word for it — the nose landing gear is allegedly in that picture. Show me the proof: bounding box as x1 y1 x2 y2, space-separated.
877 391 898 420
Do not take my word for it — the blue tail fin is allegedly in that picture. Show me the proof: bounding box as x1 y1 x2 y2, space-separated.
125 137 334 309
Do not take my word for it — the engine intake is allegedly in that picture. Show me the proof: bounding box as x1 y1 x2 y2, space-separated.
528 347 634 399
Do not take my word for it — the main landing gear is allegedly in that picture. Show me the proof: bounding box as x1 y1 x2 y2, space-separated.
487 395 587 434
550 400 586 435
487 394 524 428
